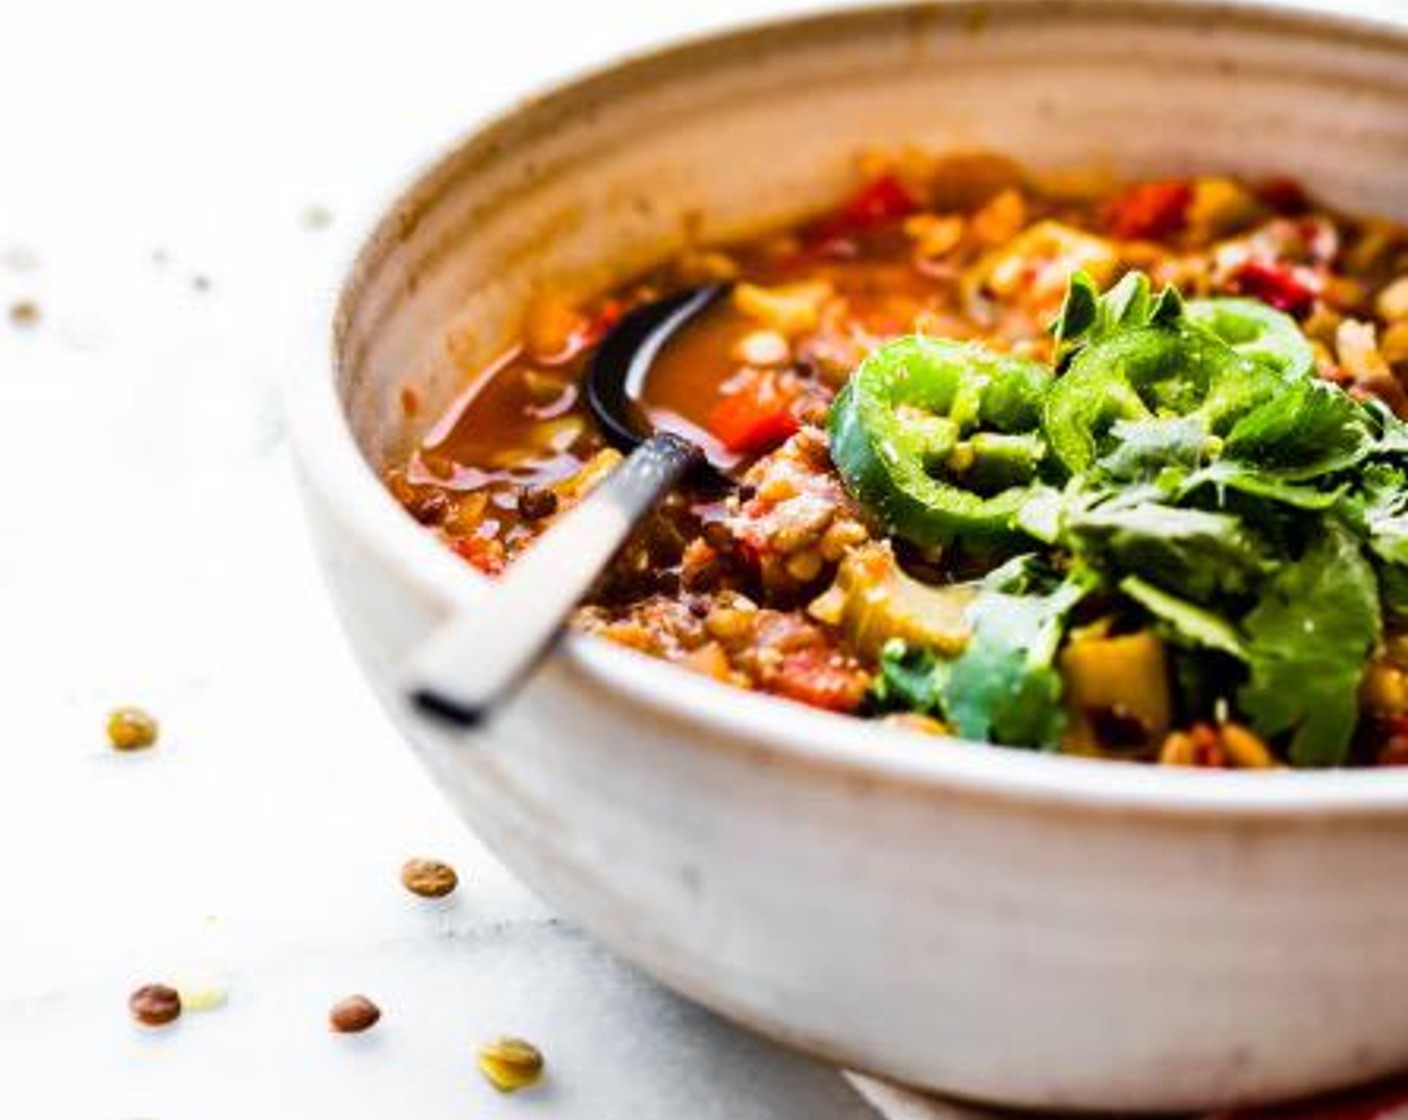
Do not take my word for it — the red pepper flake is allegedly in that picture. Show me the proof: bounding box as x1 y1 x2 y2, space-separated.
1101 180 1193 241
1229 261 1318 316
706 369 800 456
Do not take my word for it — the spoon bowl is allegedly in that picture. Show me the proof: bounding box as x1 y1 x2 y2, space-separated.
584 282 733 467
406 286 730 725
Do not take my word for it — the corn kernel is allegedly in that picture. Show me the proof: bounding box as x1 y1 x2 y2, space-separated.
733 281 833 336
1377 276 1408 323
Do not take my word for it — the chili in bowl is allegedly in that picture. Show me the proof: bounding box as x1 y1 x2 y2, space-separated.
291 1 1408 1110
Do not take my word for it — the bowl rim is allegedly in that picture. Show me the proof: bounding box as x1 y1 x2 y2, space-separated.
290 0 1408 821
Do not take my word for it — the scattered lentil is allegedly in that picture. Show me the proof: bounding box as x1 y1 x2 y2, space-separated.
107 707 159 752
400 857 458 899
129 983 182 1027
477 1036 544 1092
329 994 381 1033
174 972 228 1012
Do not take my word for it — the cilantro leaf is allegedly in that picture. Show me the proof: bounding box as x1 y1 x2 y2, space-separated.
1366 398 1408 458
1343 463 1408 616
871 640 948 715
1350 463 1408 565
1096 415 1215 481
1061 492 1269 602
1237 522 1380 767
1223 378 1375 480
1178 459 1344 511
941 573 1089 749
1120 575 1247 659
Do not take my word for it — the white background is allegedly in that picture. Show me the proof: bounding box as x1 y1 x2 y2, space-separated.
0 0 895 1116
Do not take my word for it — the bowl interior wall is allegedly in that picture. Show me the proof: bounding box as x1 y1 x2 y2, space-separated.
334 0 1408 468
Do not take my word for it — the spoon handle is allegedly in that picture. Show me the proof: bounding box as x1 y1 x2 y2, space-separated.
405 431 702 728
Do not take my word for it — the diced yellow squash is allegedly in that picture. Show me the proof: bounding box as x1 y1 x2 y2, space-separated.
1058 630 1171 753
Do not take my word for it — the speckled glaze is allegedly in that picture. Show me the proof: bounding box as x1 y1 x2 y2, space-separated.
290 2 1408 1111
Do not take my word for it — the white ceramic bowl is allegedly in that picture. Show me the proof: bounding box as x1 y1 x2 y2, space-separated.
290 1 1408 1111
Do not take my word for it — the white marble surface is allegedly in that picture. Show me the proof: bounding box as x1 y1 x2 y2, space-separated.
0 1 933 1115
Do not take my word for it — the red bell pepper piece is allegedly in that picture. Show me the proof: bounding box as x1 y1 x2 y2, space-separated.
584 298 625 346
451 534 506 576
809 174 919 245
1229 261 1318 316
1101 180 1193 240
769 647 869 713
707 370 800 455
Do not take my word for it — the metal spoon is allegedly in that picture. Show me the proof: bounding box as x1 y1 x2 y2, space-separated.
406 283 731 728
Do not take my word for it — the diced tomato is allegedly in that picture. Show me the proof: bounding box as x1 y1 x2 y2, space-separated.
450 534 506 576
1229 261 1318 316
769 647 869 713
838 173 919 229
1101 180 1193 241
1255 175 1310 215
1188 723 1228 768
808 174 919 245
707 370 801 455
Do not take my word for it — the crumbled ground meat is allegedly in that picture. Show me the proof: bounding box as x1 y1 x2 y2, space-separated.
576 588 869 712
718 428 871 602
575 594 709 659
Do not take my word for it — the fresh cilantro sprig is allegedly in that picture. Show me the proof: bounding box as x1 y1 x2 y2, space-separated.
870 270 1408 767
1237 522 1381 767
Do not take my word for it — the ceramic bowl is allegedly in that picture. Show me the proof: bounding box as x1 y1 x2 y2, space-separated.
289 1 1408 1110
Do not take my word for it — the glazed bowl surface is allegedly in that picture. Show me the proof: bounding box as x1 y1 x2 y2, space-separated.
290 1 1408 1111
